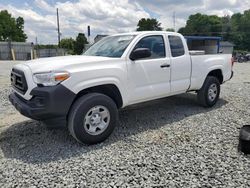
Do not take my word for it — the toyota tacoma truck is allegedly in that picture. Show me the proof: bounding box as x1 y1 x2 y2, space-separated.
9 31 234 144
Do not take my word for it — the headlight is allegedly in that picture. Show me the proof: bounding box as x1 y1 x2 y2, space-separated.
33 71 70 86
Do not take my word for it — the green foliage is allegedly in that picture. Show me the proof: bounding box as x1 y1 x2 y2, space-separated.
221 15 231 41
36 44 58 49
233 49 248 55
36 34 88 55
166 28 175 32
178 27 186 34
237 10 250 51
74 33 88 55
178 13 222 36
45 34 88 55
136 18 162 31
60 38 75 54
178 9 250 51
0 10 27 42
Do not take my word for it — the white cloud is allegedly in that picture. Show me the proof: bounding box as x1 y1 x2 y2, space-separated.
0 0 248 44
0 3 58 43
34 0 54 13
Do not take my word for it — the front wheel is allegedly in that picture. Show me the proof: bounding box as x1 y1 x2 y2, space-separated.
68 93 118 144
197 76 220 107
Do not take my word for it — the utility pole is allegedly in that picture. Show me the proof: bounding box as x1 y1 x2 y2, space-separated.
57 8 61 46
87 25 90 43
173 11 176 32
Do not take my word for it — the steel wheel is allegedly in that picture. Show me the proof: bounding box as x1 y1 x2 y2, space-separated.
197 76 220 107
83 105 110 135
208 83 218 102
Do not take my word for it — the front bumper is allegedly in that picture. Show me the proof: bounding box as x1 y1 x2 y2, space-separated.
9 84 76 120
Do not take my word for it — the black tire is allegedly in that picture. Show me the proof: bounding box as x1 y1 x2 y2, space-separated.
197 76 220 107
68 93 118 144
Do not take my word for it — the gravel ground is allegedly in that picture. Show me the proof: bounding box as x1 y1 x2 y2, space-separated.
0 61 250 187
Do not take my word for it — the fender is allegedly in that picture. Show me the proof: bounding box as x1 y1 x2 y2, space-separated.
207 65 223 76
197 67 223 90
62 77 129 107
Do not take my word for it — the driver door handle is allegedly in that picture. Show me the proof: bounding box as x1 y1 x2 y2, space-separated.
160 63 170 68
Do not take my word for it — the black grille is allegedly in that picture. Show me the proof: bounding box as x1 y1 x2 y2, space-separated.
11 68 28 94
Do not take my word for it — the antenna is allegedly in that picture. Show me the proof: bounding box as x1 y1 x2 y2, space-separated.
57 8 61 46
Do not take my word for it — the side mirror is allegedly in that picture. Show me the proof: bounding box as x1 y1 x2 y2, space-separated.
130 48 151 61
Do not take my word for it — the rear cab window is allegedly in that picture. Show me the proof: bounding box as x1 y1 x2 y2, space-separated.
168 35 185 57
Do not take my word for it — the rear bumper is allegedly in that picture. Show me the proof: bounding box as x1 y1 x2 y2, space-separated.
9 84 76 121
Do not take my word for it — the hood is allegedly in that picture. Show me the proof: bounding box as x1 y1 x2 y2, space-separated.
23 55 115 73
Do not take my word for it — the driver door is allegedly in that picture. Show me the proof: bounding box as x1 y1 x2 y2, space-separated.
127 35 171 104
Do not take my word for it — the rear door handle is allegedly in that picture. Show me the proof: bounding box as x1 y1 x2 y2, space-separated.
160 63 170 68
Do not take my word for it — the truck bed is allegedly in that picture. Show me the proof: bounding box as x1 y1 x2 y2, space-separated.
189 54 232 90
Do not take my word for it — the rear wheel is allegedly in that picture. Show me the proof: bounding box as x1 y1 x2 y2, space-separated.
197 76 220 107
68 93 118 144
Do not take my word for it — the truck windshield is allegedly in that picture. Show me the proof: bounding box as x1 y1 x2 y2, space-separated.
84 35 136 58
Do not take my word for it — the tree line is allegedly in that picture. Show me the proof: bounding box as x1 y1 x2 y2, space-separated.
178 10 250 51
1 9 250 53
136 9 250 51
35 34 88 55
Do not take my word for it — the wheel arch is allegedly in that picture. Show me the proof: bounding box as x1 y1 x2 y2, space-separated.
206 69 223 84
72 84 123 109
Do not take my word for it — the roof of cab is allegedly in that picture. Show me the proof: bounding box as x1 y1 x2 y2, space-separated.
111 31 177 36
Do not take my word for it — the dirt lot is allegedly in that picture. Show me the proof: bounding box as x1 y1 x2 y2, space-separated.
0 61 249 187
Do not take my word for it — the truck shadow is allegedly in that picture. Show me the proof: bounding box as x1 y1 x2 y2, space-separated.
0 93 228 164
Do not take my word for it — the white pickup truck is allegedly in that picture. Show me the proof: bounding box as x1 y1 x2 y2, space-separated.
9 31 233 144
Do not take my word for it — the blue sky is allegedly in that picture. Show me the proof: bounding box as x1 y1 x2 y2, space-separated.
0 0 249 44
